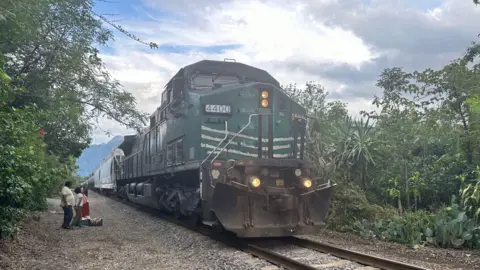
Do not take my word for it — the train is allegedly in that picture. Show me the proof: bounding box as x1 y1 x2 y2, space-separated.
84 59 334 238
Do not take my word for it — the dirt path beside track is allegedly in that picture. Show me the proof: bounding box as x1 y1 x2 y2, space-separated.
0 193 273 270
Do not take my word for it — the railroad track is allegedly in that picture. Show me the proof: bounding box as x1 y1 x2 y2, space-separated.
244 236 429 270
101 192 430 270
287 237 427 270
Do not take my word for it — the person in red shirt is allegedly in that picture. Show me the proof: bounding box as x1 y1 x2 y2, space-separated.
81 187 90 219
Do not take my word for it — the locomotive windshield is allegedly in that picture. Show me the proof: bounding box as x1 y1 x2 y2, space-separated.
189 73 240 90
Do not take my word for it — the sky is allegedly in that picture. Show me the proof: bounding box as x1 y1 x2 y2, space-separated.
90 0 480 144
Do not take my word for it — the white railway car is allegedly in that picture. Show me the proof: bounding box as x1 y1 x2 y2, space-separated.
88 148 125 195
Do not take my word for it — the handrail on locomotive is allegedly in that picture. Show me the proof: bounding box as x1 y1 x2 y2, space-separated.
200 113 271 188
209 113 268 166
200 121 228 167
205 113 270 188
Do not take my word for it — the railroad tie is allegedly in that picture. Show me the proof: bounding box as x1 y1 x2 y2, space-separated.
311 259 349 268
260 266 280 270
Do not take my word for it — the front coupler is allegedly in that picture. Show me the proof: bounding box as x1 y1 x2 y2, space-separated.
211 182 333 237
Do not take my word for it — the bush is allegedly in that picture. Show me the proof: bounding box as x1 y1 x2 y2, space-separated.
326 182 396 231
0 88 76 238
0 106 41 237
353 198 480 249
0 55 74 238
381 210 435 246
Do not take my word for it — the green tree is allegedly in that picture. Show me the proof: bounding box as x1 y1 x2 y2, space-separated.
365 43 480 211
1 0 154 159
0 0 157 239
283 82 349 175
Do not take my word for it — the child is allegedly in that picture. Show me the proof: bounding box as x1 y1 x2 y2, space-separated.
72 187 83 227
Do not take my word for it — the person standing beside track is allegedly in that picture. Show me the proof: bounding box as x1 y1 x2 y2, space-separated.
72 187 84 227
60 181 74 229
80 187 90 219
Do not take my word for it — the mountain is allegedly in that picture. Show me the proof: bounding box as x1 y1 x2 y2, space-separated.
76 135 124 176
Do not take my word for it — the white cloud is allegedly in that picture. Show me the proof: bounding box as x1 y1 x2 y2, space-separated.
205 1 374 65
126 1 375 65
343 98 378 117
91 0 377 143
90 0 480 144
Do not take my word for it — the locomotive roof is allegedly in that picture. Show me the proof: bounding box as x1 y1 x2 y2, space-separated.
166 60 280 88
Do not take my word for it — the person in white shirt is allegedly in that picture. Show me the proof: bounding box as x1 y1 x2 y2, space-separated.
60 181 75 229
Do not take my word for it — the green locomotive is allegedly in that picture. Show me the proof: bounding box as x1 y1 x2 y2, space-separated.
114 59 334 237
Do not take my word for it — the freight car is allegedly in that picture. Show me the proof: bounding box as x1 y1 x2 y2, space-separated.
93 59 334 238
86 148 125 195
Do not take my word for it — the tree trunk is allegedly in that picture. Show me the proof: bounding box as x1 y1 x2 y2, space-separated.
405 161 410 210
398 196 403 215
460 103 473 165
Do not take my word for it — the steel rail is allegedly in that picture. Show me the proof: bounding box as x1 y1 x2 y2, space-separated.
240 243 318 270
289 237 429 270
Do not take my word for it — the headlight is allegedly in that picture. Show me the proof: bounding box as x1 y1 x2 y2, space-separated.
261 91 269 99
303 178 312 188
249 176 261 188
211 169 220 179
295 169 302 177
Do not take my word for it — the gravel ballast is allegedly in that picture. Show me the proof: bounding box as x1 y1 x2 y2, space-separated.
298 231 480 270
254 239 364 269
1 191 477 270
0 192 274 270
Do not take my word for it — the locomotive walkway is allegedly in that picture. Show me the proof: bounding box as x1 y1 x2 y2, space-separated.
0 192 477 270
